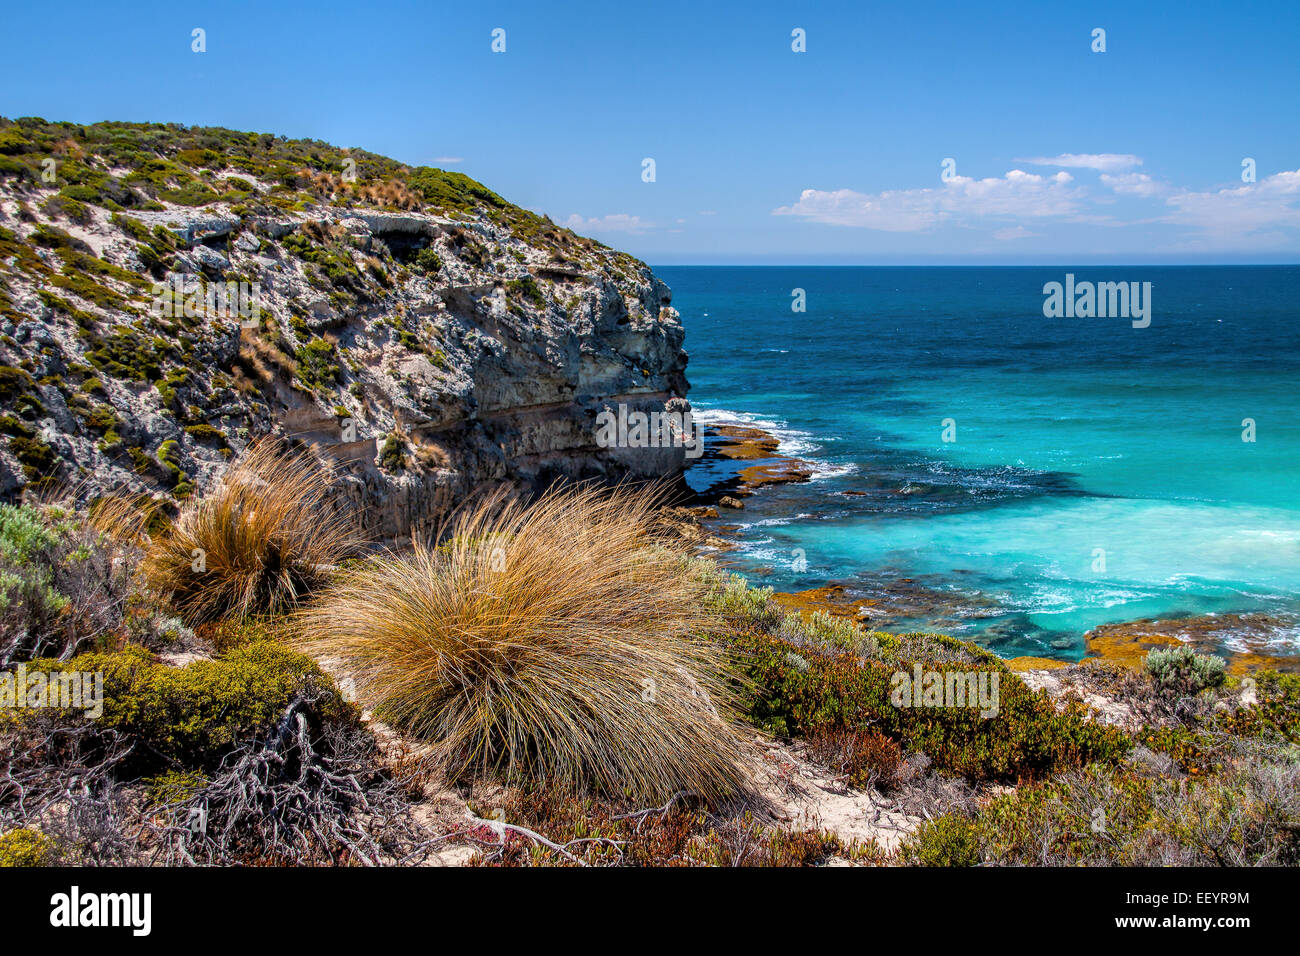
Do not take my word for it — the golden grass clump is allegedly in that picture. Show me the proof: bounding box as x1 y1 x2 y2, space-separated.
295 484 752 805
86 492 162 546
144 439 359 623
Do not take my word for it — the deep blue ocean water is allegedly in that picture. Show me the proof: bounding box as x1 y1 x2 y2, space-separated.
657 265 1300 661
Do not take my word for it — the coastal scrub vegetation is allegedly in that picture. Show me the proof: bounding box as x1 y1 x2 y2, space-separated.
904 739 1300 866
0 499 142 666
0 117 627 266
700 566 1132 782
0 442 1297 865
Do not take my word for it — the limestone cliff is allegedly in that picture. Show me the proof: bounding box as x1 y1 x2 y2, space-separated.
0 120 690 540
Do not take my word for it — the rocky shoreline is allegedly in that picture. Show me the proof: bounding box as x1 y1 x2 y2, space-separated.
683 419 1300 675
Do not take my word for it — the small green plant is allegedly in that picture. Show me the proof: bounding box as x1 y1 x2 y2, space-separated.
413 248 441 273
0 502 59 560
156 439 193 496
1146 646 1227 695
0 500 143 664
0 828 54 867
144 769 210 807
901 815 980 867
949 754 1300 867
6 434 59 480
378 432 407 471
294 337 341 393
0 365 37 402
507 275 545 309
708 572 1132 782
183 423 226 445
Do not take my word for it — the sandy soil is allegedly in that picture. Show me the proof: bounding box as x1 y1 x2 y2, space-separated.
749 737 922 854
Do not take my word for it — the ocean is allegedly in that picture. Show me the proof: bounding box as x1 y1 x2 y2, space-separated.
658 265 1300 662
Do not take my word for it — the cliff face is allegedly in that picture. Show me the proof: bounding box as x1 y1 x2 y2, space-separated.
0 120 689 540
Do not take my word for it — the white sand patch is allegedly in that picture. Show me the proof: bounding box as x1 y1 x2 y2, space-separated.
750 737 922 854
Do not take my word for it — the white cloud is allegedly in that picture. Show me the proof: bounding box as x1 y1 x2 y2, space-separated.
1019 153 1143 171
992 226 1039 240
1099 172 1166 197
562 213 653 234
432 156 463 164
773 158 1300 249
1161 170 1300 237
773 169 1082 231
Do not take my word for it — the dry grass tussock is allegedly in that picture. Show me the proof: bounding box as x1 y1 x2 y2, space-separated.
143 439 360 623
295 484 754 805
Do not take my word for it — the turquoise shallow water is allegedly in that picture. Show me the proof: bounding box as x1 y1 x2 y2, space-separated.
658 265 1300 661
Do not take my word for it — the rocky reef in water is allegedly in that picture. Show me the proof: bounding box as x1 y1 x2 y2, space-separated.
0 119 690 541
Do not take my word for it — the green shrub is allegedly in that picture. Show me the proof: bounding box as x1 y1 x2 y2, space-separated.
111 213 152 242
0 828 54 867
156 438 191 495
694 567 1127 781
900 815 980 866
33 642 355 771
1215 670 1300 743
294 337 340 392
954 752 1300 866
507 275 545 309
183 423 226 444
0 415 34 440
0 502 59 560
698 567 783 630
413 248 441 273
407 168 510 214
6 435 59 481
50 271 126 310
0 502 139 665
0 365 36 402
85 326 173 382
144 769 209 807
30 223 89 254
378 432 407 471
1146 645 1227 695
137 242 168 276
43 195 92 224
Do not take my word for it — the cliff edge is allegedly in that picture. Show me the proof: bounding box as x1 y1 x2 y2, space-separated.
0 119 689 539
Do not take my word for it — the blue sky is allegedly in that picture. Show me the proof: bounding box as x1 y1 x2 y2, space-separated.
4 0 1298 263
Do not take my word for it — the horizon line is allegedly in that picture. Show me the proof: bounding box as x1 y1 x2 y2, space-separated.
647 261 1300 268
